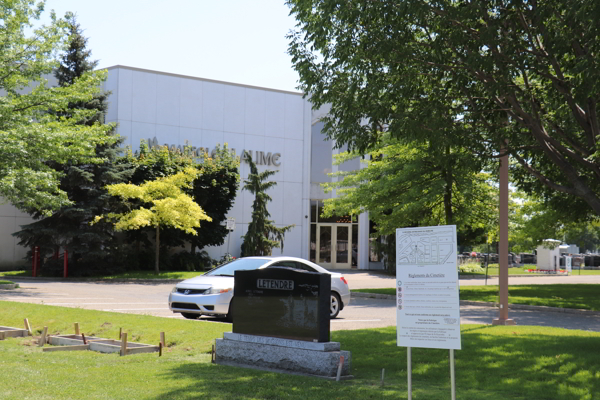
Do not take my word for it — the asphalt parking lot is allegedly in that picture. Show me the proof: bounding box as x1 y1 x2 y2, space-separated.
2 272 600 332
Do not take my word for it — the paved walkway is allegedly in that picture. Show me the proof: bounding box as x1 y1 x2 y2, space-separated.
3 271 600 332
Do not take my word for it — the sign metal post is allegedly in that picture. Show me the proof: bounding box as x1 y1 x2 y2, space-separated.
396 225 461 400
226 218 235 255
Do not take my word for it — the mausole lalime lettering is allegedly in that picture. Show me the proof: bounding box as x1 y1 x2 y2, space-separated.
146 137 282 166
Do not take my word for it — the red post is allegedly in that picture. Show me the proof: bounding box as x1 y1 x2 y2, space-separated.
63 248 68 278
37 248 41 273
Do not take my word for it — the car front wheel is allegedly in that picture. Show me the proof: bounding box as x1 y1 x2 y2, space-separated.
330 292 341 319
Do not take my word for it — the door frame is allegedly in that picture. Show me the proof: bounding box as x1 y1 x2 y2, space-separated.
316 223 353 269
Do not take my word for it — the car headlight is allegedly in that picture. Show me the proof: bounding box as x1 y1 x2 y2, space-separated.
205 287 233 295
171 286 178 293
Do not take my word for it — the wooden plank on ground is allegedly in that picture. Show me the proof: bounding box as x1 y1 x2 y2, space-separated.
42 344 90 352
126 346 160 355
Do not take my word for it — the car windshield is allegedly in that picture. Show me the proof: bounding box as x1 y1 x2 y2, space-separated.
205 258 271 276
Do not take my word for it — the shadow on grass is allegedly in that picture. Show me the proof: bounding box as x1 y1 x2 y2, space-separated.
154 326 600 400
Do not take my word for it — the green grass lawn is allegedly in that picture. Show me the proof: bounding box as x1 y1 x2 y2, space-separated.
1 302 599 399
0 270 204 280
354 284 600 311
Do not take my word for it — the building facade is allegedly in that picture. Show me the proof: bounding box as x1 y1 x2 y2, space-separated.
0 66 383 270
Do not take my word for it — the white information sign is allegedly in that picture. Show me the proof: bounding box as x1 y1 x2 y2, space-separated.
565 256 572 274
396 225 461 350
226 218 236 231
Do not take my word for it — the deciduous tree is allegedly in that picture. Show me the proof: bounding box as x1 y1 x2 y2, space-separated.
123 142 239 265
99 167 211 274
322 135 497 248
0 1 115 213
13 14 132 275
288 0 600 219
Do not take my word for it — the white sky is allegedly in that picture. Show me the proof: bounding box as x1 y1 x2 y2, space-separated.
43 0 301 92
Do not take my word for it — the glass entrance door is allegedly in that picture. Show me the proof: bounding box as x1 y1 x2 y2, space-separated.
316 224 352 269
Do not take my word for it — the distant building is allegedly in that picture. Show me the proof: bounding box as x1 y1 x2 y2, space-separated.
536 239 562 271
1 66 385 270
559 244 580 255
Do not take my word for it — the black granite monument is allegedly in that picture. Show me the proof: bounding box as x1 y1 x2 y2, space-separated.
232 267 330 342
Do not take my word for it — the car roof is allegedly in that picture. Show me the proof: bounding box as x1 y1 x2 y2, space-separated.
235 256 334 274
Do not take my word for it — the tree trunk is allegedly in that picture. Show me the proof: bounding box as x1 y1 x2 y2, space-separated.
444 146 453 225
155 225 160 275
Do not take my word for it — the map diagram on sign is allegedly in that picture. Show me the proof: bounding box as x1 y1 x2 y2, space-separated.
396 229 454 265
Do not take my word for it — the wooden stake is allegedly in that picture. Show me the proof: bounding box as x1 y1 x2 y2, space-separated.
120 332 127 356
211 344 215 363
74 322 80 335
81 333 87 345
118 327 122 340
38 326 48 347
159 342 163 357
381 368 385 387
24 318 32 336
336 355 345 381
160 332 165 347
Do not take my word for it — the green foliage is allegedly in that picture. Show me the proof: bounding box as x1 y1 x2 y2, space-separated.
101 167 211 274
509 191 600 253
0 1 116 213
322 135 497 248
122 142 239 259
561 221 600 253
12 14 133 276
241 152 294 256
459 263 486 274
288 0 600 219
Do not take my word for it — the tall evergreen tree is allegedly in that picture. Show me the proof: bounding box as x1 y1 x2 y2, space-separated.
13 14 133 276
241 153 294 256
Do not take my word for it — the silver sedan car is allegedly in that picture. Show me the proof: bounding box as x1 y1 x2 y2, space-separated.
169 256 351 320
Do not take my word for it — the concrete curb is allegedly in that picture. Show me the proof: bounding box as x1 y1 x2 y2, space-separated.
350 292 600 316
459 274 575 279
7 276 184 284
0 283 18 289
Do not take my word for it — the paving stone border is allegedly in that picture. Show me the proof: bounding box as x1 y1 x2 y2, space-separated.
350 292 600 316
0 283 17 289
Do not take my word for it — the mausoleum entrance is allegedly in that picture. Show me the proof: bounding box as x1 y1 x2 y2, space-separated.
309 200 358 269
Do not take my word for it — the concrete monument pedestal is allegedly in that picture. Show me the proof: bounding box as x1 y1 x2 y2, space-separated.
215 333 352 379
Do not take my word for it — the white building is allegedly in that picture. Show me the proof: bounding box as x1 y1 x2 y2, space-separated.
536 239 562 271
0 66 383 271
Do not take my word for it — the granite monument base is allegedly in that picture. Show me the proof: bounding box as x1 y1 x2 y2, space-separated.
215 333 352 379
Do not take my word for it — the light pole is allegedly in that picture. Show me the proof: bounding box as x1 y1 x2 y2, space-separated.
493 145 515 325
